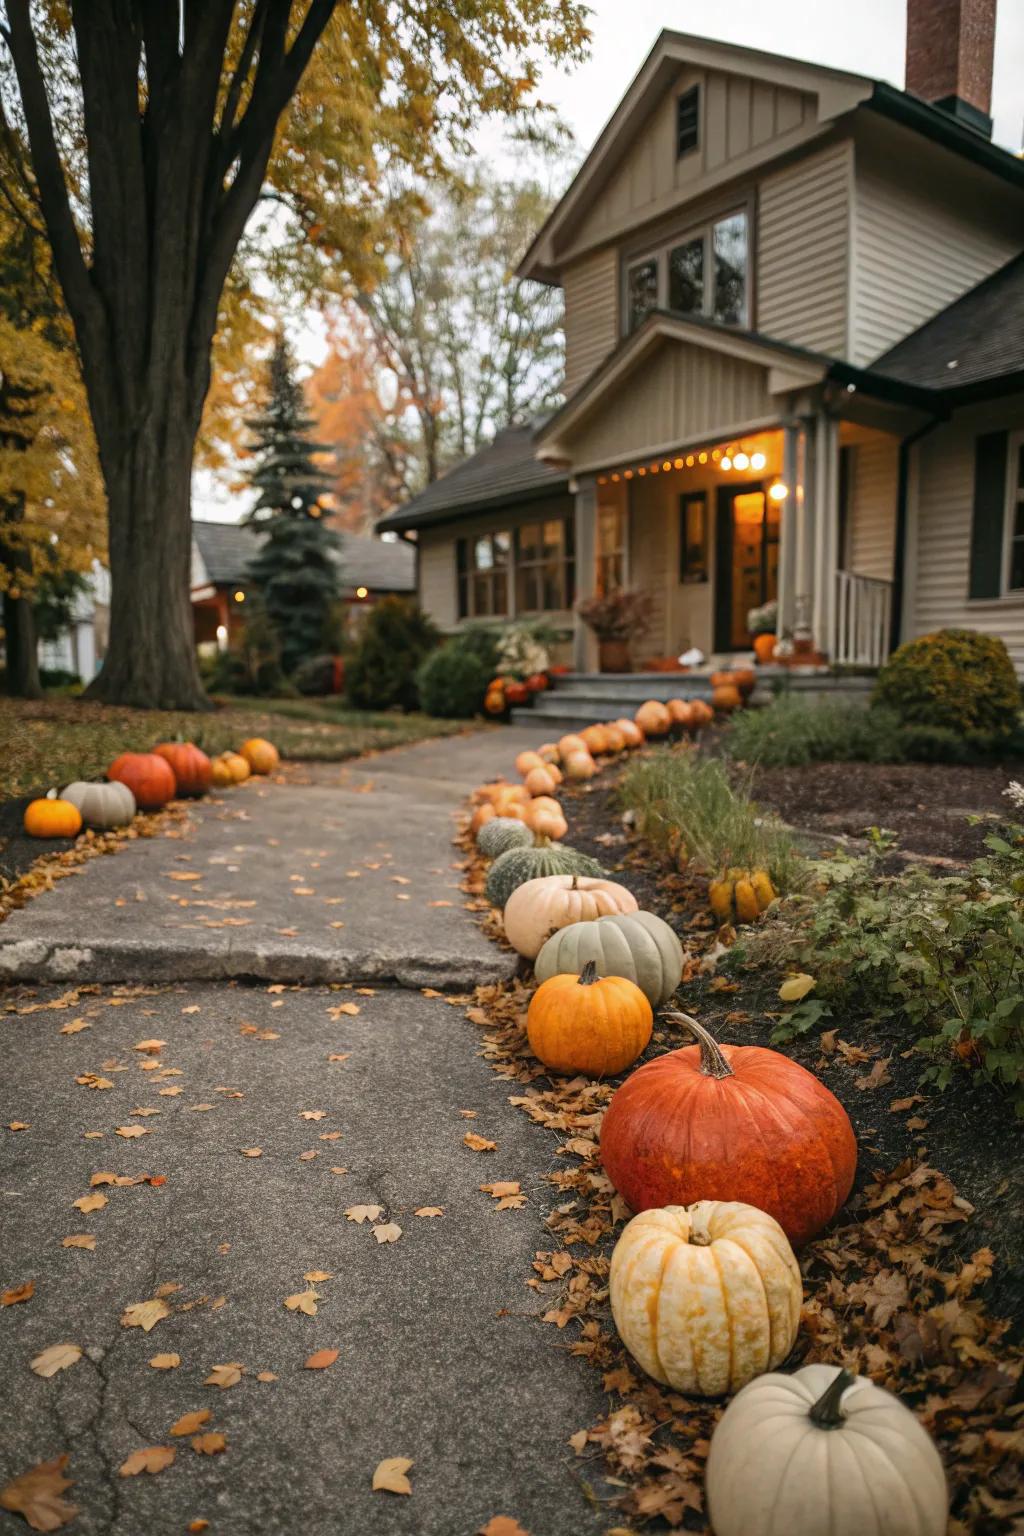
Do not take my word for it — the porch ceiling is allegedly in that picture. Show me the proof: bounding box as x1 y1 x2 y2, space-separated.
536 313 827 474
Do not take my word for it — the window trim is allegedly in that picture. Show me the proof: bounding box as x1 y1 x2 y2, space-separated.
456 512 576 621
513 516 576 614
679 490 709 584
675 84 701 159
1001 429 1024 596
620 204 751 335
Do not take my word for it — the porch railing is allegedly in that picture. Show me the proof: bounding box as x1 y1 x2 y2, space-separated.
832 569 893 668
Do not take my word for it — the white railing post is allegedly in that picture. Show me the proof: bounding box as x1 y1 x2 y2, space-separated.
832 570 894 668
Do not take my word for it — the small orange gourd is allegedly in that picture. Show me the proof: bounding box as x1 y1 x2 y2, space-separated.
240 737 280 774
527 960 653 1077
524 765 558 797
23 790 83 839
635 700 672 736
712 684 742 713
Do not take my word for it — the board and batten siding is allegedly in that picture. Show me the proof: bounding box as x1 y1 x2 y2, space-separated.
909 397 1024 674
757 140 851 356
417 528 457 631
561 341 777 474
844 433 899 581
563 248 619 396
851 123 1023 367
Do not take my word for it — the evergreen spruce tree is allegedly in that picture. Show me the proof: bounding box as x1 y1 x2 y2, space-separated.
243 335 341 677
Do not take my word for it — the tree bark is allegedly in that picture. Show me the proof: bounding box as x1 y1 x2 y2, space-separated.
3 585 42 698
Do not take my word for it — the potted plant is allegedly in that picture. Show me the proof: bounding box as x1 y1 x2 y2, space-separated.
747 599 778 664
576 589 653 673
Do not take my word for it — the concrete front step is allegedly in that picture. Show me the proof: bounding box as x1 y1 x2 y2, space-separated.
550 671 718 702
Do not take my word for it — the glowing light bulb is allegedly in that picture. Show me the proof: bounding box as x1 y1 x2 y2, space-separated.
750 451 767 471
686 455 695 467
698 451 708 464
720 456 732 471
733 451 750 471
769 481 789 502
233 590 246 603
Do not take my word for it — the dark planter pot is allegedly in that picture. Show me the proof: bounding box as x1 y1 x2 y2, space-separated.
598 638 631 673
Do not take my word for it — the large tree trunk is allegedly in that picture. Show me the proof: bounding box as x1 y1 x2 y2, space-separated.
3 586 42 699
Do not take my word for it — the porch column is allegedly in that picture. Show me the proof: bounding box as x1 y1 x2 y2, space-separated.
572 476 598 672
793 417 816 643
776 420 801 638
811 413 840 659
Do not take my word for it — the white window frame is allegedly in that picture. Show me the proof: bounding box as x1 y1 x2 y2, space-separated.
1002 429 1024 595
622 206 750 335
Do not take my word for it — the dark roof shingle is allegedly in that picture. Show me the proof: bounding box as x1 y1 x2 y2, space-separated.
870 254 1024 395
191 519 415 594
376 424 569 533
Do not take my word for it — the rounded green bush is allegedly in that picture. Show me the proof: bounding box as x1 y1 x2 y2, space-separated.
874 628 1021 739
484 844 606 909
477 817 534 857
416 643 490 719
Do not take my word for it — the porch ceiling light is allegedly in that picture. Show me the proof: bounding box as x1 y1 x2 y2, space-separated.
233 590 246 602
750 451 767 471
721 455 732 470
356 585 369 598
733 451 750 470
769 481 789 502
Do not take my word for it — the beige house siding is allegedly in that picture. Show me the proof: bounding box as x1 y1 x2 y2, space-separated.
757 140 851 355
844 431 899 581
559 341 778 473
571 67 818 257
910 396 1024 673
563 248 619 396
851 123 1023 367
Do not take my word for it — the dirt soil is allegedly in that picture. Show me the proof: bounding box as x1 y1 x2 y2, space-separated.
558 762 1024 1330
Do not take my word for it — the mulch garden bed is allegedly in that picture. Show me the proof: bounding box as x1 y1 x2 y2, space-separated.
459 749 1024 1531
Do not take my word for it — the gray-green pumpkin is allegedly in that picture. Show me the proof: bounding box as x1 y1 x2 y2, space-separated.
477 816 534 858
534 911 684 1005
485 844 607 909
61 779 137 830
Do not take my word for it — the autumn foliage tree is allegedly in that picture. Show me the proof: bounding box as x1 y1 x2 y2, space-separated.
0 0 588 709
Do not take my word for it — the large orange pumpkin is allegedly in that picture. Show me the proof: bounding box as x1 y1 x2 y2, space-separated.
602 723 627 754
712 684 742 713
753 633 777 664
561 750 597 782
635 700 672 736
558 733 588 758
524 765 559 798
600 1013 857 1247
515 750 547 778
154 741 212 797
688 699 714 730
527 960 653 1078
240 737 279 774
666 698 692 732
580 723 611 756
614 718 644 748
107 752 177 810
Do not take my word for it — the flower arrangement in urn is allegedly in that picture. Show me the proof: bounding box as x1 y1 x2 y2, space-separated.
576 589 653 673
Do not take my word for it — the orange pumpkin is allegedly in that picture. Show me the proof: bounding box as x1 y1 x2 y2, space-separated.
210 757 235 789
562 750 597 782
527 960 653 1078
516 750 547 778
688 699 714 730
219 751 251 784
712 684 742 713
602 723 626 754
635 700 672 737
525 795 568 842
240 737 279 774
614 719 644 748
154 741 212 797
23 790 83 839
537 742 561 765
108 751 177 810
600 1013 857 1248
666 699 692 732
581 724 611 756
484 689 506 715
753 632 777 664
558 733 588 758
524 765 559 798
731 668 757 695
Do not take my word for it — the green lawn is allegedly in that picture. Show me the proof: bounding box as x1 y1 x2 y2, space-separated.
0 694 469 799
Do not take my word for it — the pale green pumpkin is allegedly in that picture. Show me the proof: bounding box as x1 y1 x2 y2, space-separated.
484 844 606 910
477 816 534 858
534 911 684 1006
61 779 137 830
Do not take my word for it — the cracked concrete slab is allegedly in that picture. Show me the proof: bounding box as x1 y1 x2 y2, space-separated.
0 728 547 987
0 981 610 1536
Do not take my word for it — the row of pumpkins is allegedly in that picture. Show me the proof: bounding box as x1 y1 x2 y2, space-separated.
23 737 281 839
469 732 950 1535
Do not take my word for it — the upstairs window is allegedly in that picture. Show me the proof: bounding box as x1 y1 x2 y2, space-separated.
712 213 747 325
626 209 749 333
676 86 700 157
627 258 658 332
668 237 704 316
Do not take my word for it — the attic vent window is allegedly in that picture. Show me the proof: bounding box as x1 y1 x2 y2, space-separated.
676 86 700 158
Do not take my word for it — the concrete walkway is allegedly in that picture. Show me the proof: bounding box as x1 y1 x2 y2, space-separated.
0 727 613 1536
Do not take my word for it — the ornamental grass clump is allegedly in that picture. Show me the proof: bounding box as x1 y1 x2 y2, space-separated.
618 747 806 894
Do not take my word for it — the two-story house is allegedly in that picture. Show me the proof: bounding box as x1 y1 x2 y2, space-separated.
379 1 1024 692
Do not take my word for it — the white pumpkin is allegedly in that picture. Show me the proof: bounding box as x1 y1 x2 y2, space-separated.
705 1363 948 1536
61 779 137 830
502 873 638 960
534 910 684 1006
609 1202 801 1397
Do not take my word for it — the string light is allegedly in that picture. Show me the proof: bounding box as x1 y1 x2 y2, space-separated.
733 450 750 471
721 455 732 470
769 481 789 502
588 438 776 486
750 451 767 471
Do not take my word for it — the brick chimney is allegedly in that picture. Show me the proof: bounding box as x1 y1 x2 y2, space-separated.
905 0 996 138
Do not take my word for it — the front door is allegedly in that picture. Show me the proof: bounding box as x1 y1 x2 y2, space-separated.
714 483 779 650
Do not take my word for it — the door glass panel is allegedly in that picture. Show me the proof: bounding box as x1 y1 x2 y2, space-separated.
713 213 747 325
627 259 658 331
668 238 704 315
730 491 770 648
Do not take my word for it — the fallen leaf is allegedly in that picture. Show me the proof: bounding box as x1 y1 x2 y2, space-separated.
298 1150 319 1162
8 1121 30 1131
190 1433 226 1456
327 1053 350 1062
204 1363 243 1389
188 1104 215 1113
320 1131 342 1141
130 1107 160 1117
149 1353 180 1370
188 1523 209 1534
133 1039 165 1054
303 1270 332 1282
170 1411 210 1437
116 1125 151 1139
256 1371 277 1382
72 1193 107 1213
300 1110 326 1121
0 1454 78 1532
304 1349 339 1370
478 1520 531 1536
329 1167 349 1176
283 1290 319 1316
118 1447 175 1477
855 1058 893 1092
332 1002 360 1017
778 972 816 1002
372 1457 413 1495
60 1020 90 1034
414 1207 444 1218
464 1132 497 1152
2 1281 34 1306
345 1205 383 1224
373 1223 402 1244
158 1086 183 1097
30 1344 82 1379
241 1147 262 1158
182 1005 201 1014
62 1235 95 1251
75 1074 114 1091
121 1299 170 1332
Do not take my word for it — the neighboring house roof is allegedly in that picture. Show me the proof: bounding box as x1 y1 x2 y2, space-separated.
870 254 1024 397
190 519 416 594
375 425 570 534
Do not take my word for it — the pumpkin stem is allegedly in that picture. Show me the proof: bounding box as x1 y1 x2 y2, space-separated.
808 1368 856 1428
662 1013 734 1079
578 960 600 987
570 874 579 890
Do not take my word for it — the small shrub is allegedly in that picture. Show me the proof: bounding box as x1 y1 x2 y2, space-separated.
345 597 439 712
725 696 904 768
205 604 289 697
293 654 344 696
874 628 1021 739
416 643 490 719
618 746 806 892
452 624 502 678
